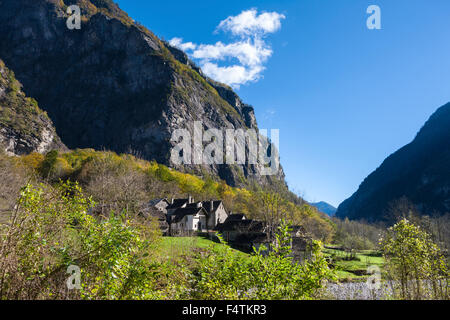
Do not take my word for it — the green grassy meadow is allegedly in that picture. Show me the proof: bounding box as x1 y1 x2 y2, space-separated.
154 237 386 283
324 246 385 281
154 236 250 262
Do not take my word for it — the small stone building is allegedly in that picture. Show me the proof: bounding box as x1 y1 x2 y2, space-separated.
148 198 171 213
168 206 208 235
146 196 229 235
139 198 171 234
216 214 269 252
202 200 228 230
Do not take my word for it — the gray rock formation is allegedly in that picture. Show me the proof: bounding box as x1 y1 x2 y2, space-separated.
0 0 285 188
0 59 66 155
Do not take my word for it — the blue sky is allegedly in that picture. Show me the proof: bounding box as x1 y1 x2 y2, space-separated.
115 0 450 207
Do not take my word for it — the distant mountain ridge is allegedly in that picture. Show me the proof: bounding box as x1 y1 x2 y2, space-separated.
0 0 285 189
311 202 337 216
336 102 450 222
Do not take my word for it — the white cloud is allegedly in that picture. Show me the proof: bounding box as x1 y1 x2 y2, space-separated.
169 37 197 51
217 8 285 38
169 9 285 88
192 39 272 67
201 62 264 88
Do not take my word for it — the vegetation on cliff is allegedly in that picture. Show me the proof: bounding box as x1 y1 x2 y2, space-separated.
0 59 66 154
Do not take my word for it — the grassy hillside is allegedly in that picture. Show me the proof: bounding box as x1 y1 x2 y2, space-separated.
156 237 250 263
0 148 334 242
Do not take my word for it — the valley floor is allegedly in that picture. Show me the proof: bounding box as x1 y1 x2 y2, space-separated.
323 246 385 282
153 236 386 284
155 237 388 291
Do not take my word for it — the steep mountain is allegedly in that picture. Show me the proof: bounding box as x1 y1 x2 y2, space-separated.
0 0 285 188
336 102 450 222
0 59 66 155
311 202 336 216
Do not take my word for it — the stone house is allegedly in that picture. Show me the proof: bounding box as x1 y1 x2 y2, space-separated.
202 200 228 230
217 215 313 261
147 196 229 235
216 214 269 252
168 205 208 235
148 198 171 213
144 197 313 261
139 198 170 234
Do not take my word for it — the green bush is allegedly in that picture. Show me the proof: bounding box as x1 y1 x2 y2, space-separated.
380 218 449 300
0 182 162 299
191 221 334 300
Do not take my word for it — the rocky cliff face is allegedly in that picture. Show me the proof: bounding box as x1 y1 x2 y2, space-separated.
336 102 450 221
0 0 285 188
0 59 66 155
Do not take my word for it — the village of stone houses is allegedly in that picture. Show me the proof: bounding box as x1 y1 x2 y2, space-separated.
142 196 312 262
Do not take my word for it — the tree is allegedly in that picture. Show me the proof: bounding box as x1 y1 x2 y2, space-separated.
83 155 148 217
380 218 449 300
332 217 383 251
252 191 287 240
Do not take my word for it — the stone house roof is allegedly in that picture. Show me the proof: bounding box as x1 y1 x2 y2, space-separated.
201 200 224 213
167 199 190 210
148 198 169 207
